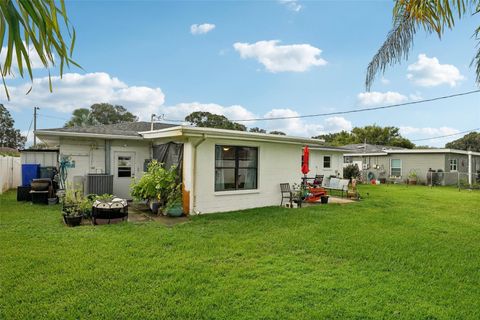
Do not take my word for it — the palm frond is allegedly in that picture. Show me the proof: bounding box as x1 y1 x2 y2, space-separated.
0 0 78 100
366 0 476 90
472 3 480 84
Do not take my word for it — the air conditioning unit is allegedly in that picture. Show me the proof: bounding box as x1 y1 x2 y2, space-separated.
87 174 113 195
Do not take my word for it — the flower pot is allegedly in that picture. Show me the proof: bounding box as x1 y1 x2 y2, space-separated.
320 196 329 204
63 214 83 227
408 179 417 185
166 205 184 217
149 200 160 215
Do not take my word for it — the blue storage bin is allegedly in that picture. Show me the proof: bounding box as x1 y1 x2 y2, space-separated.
22 164 40 186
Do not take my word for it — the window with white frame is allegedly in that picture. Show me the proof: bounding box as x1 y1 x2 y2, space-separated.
390 159 402 177
215 145 258 191
449 159 458 171
323 156 331 168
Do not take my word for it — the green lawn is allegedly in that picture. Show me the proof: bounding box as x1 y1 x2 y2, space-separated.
1 185 479 319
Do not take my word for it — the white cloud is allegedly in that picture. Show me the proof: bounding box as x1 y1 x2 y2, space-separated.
162 102 256 123
262 108 351 137
279 0 302 12
400 126 460 147
2 72 165 120
190 23 216 35
4 72 351 138
407 54 464 87
380 77 390 85
357 91 408 107
233 40 327 72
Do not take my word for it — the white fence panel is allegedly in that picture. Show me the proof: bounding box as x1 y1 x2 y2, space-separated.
0 156 21 194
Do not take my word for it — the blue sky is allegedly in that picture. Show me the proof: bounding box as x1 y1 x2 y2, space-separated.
2 0 479 147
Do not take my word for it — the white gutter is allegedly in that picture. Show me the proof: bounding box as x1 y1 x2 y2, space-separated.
35 130 144 140
140 126 325 146
344 153 389 157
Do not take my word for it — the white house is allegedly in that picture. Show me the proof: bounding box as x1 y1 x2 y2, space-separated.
35 122 346 214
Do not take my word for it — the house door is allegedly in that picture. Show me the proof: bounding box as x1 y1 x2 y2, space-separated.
113 152 136 199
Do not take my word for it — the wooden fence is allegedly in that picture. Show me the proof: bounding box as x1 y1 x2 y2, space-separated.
0 156 21 194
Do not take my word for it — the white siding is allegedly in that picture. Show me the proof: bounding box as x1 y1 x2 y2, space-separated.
191 139 342 214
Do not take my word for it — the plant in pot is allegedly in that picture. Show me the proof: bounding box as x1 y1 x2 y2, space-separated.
165 182 184 217
61 188 85 227
408 170 418 185
130 160 178 214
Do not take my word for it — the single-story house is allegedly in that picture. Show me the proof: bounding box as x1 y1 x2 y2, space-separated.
343 143 480 185
35 122 347 214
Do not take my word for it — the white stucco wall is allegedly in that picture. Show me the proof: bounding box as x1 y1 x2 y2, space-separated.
59 137 151 197
191 139 343 214
309 149 344 178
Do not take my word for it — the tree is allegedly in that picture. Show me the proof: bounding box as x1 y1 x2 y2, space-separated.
64 109 96 128
64 103 138 127
185 111 247 131
351 125 415 148
311 125 415 148
312 131 353 145
366 0 480 89
269 130 286 135
0 0 78 99
249 127 267 133
0 104 26 149
446 132 480 152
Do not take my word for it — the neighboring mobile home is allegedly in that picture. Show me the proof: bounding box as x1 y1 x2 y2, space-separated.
35 122 346 214
343 144 480 185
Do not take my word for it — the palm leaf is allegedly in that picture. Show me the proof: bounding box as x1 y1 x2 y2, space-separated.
0 0 79 100
366 0 478 89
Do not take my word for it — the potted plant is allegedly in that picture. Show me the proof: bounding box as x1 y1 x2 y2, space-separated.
130 160 179 215
165 183 183 217
408 170 418 185
61 188 86 227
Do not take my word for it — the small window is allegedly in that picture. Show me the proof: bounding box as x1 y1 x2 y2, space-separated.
117 156 132 177
215 146 258 191
390 159 402 177
449 159 457 171
323 156 331 168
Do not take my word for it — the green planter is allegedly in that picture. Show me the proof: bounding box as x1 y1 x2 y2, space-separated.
166 205 183 217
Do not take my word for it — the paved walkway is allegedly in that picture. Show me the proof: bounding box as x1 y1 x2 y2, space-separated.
128 202 190 226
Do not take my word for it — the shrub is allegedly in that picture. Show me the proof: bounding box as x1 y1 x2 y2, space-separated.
343 164 361 180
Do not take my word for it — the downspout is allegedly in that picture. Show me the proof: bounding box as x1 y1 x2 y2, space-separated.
191 134 206 214
468 150 472 187
105 139 111 174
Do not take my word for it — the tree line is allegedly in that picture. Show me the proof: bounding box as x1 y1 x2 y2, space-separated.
1 103 479 152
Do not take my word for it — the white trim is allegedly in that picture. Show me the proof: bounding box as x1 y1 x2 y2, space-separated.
323 155 332 169
344 152 388 157
214 190 260 196
140 126 325 146
449 158 458 172
35 130 143 140
345 149 480 157
390 158 402 177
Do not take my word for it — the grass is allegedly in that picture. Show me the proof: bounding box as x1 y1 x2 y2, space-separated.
1 185 479 319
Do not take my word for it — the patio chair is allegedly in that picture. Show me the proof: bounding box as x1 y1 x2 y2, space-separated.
280 183 301 208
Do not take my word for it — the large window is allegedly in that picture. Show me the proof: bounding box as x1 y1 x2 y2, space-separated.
449 159 458 171
390 159 402 177
323 156 331 168
215 146 258 191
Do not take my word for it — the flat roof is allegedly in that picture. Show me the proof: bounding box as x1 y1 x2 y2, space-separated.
345 148 480 157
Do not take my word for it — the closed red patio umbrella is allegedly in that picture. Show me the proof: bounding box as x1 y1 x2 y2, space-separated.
302 146 310 175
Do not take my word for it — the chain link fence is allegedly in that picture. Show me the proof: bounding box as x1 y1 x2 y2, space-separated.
427 171 480 189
